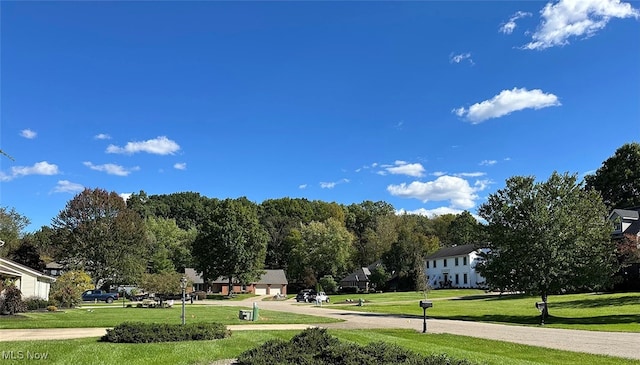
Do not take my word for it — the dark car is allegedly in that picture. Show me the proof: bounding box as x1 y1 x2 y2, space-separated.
295 289 316 302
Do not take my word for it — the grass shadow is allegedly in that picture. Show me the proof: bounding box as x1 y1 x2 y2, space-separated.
551 295 640 309
430 313 640 326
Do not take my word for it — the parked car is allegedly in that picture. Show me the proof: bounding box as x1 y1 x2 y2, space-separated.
81 289 119 303
295 289 316 302
311 291 330 303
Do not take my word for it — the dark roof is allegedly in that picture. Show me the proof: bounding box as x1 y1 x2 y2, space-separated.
425 244 478 259
340 267 372 283
255 270 288 285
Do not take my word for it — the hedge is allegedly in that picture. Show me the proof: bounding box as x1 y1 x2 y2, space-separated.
100 322 231 343
236 328 475 365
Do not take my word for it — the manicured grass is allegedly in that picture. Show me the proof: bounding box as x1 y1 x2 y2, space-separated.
1 329 637 365
329 291 640 332
0 305 341 329
330 289 486 303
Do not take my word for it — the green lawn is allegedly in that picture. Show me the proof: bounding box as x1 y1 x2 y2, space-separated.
0 329 636 365
328 291 640 332
330 289 486 303
0 305 341 329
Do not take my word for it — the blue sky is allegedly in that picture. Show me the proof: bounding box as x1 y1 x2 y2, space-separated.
1 1 639 232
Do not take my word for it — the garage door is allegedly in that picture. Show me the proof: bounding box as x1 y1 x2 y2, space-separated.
270 287 281 295
254 287 267 295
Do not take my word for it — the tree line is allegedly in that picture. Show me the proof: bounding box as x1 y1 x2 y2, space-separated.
1 142 639 298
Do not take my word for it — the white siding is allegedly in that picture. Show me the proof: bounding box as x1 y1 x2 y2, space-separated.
426 251 486 289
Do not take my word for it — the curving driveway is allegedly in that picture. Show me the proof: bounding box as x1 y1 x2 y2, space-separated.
1 297 639 361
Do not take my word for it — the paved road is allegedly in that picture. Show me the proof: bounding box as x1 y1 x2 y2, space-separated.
2 297 639 361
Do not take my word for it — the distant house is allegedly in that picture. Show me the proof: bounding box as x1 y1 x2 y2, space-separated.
44 262 65 277
340 262 382 291
425 244 486 289
609 208 640 291
0 257 56 300
610 208 640 240
184 268 288 296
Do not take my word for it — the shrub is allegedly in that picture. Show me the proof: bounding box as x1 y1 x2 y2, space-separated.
319 276 338 294
46 305 57 312
236 328 476 365
49 270 93 308
24 297 49 311
1 285 26 314
100 322 230 343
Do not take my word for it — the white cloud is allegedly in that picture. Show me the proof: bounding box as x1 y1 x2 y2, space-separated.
453 87 561 123
500 11 532 34
83 161 139 176
299 184 308 189
119 193 132 201
20 129 37 139
1 161 59 181
174 162 187 170
431 171 447 177
94 133 111 140
320 178 349 189
456 172 486 177
383 161 425 177
106 136 180 155
480 160 497 166
523 0 639 50
449 52 474 65
53 180 84 193
387 175 480 209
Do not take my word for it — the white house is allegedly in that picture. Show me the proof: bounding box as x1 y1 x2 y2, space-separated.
425 244 486 289
0 257 56 300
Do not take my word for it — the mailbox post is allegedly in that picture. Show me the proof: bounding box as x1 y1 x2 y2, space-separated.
535 301 547 325
419 300 433 333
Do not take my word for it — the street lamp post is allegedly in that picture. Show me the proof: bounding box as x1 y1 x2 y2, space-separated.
180 276 187 325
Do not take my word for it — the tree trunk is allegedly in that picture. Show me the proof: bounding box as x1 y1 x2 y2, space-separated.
228 277 233 296
541 292 549 324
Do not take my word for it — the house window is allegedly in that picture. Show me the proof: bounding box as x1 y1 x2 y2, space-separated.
463 273 468 284
455 274 459 285
426 261 429 269
444 259 447 267
433 260 437 268
463 257 467 265
613 216 622 232
455 257 459 266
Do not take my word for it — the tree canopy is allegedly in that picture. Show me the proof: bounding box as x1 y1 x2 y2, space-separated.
191 198 268 291
585 142 640 209
52 188 150 287
478 172 617 318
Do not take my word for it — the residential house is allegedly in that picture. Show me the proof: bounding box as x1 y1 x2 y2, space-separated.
184 268 288 296
0 257 56 300
340 262 383 291
44 261 65 277
609 207 640 290
610 208 640 241
425 244 486 289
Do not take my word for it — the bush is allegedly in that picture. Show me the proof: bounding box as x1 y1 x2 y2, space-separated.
319 276 338 294
236 328 475 365
1 285 26 314
46 305 57 312
100 322 230 343
24 297 49 311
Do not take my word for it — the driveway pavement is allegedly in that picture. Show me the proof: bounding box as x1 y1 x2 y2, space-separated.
2 297 639 361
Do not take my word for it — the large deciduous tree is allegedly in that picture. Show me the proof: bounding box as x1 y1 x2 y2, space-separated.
0 207 30 256
145 217 197 273
299 218 354 279
447 211 485 245
585 142 640 209
192 198 268 293
52 188 149 287
478 172 617 321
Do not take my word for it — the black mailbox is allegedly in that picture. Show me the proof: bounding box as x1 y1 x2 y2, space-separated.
535 302 546 311
420 300 433 309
